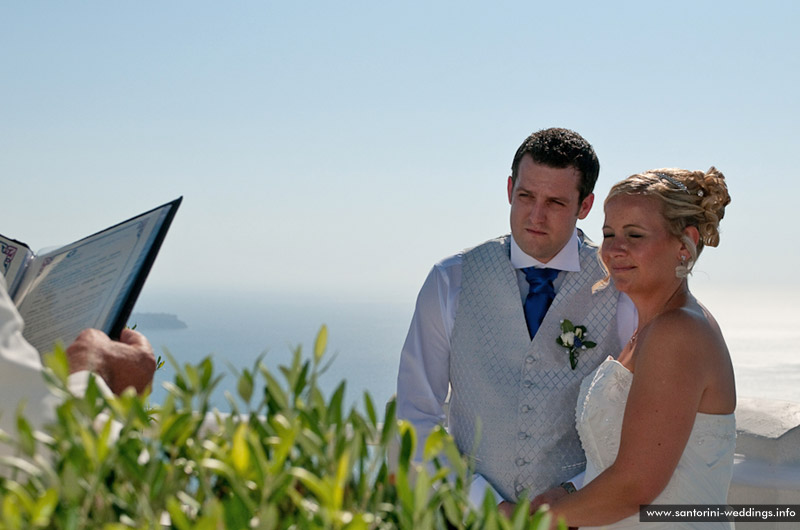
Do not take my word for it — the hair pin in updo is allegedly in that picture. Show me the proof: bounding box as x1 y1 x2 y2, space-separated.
653 172 689 193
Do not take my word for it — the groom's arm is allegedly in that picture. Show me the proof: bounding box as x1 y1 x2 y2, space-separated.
396 262 453 460
396 258 505 507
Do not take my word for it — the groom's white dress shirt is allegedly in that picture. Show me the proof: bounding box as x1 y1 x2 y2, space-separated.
396 229 636 505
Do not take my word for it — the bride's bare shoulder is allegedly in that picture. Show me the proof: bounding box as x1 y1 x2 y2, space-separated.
638 305 726 365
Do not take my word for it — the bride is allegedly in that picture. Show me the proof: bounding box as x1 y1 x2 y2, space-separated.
539 167 735 529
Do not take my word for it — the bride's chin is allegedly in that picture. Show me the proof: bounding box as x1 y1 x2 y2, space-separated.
610 277 637 295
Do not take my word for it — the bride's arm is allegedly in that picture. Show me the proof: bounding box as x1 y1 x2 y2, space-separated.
545 312 712 528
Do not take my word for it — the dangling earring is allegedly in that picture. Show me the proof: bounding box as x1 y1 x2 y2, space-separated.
675 254 691 278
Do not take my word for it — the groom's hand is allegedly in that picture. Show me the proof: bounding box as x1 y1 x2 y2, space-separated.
529 485 570 515
498 500 516 518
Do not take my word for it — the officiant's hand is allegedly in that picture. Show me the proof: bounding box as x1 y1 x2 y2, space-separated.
66 328 156 395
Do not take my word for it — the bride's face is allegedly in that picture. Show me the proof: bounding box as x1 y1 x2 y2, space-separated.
600 194 684 295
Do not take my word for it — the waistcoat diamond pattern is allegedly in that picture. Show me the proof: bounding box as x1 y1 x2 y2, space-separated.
449 234 620 501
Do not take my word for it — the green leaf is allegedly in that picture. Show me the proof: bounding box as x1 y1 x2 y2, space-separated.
295 426 325 460
2 495 22 528
42 346 70 384
0 455 44 477
343 514 371 530
267 414 297 472
96 415 114 463
397 420 417 472
200 458 236 479
394 464 414 522
167 497 193 530
333 451 351 510
159 411 195 445
184 363 200 391
15 412 36 457
232 422 251 475
290 467 331 506
237 369 254 404
441 492 463 528
481 492 501 530
3 480 35 514
381 399 397 447
199 357 214 388
314 325 328 363
413 466 432 517
60 461 82 504
530 504 555 529
326 381 346 426
262 370 289 410
293 361 310 397
363 392 377 428
570 350 579 370
510 499 531 530
222 494 251 530
423 425 445 461
32 488 59 527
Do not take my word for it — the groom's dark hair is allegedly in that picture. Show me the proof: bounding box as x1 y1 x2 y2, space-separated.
510 128 600 202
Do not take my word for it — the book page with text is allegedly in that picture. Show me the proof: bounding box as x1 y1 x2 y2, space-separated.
14 207 168 353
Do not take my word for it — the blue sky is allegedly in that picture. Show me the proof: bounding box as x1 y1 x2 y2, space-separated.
2 1 798 304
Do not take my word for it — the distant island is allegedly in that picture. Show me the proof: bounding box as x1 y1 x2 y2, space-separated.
128 312 188 330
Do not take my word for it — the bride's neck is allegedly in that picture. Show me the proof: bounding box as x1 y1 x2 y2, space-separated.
630 280 690 329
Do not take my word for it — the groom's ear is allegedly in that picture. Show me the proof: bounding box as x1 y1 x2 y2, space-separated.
577 193 594 220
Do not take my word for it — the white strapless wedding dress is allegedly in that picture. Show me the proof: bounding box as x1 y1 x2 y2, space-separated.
576 357 736 529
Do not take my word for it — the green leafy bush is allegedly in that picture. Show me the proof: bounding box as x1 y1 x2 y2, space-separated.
0 327 560 529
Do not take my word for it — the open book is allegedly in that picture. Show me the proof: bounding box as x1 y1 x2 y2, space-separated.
0 197 182 353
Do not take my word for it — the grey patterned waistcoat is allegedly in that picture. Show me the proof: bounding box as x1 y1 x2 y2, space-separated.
449 233 620 501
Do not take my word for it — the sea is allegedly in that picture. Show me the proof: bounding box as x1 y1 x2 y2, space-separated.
131 283 800 417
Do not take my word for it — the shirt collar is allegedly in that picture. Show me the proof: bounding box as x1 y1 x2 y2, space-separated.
510 227 582 272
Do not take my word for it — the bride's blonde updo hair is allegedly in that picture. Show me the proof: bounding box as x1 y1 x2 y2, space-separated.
605 166 731 277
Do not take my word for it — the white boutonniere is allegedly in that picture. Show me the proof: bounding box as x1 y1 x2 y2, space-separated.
557 319 597 370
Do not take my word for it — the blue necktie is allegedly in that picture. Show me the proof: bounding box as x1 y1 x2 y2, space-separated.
522 267 558 339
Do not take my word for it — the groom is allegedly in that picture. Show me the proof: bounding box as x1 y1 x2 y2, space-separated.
395 127 635 506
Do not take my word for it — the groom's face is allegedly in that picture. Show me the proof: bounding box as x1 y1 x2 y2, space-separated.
508 154 594 263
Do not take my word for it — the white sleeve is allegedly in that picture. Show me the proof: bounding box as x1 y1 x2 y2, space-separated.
0 277 112 441
468 473 502 507
0 275 42 371
0 276 58 442
568 470 586 489
396 260 456 460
